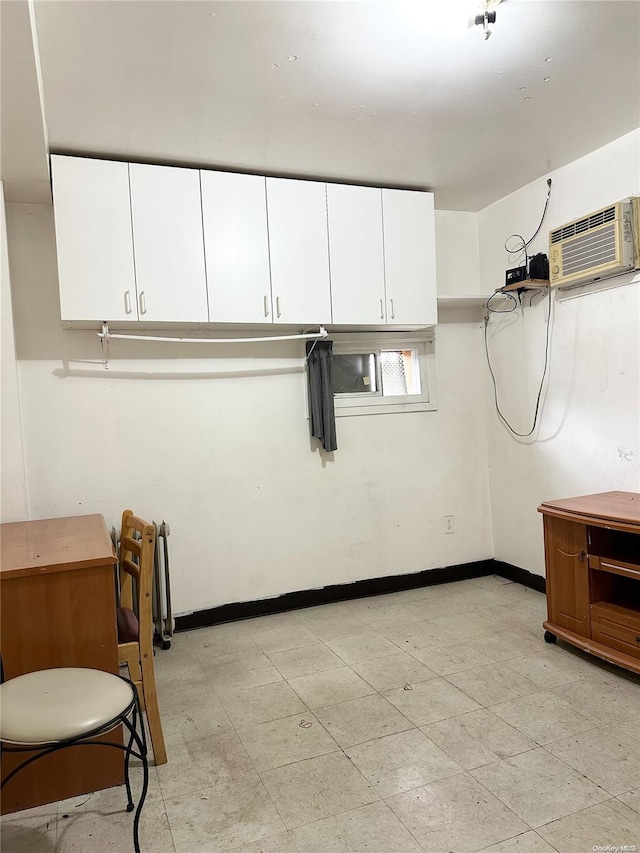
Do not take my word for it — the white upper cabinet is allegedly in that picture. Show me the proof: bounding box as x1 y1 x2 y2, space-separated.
129 163 208 322
327 184 386 325
266 177 332 325
382 189 437 326
52 156 437 329
52 155 137 321
201 171 272 323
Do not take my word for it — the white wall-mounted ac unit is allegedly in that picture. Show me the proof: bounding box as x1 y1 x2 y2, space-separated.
632 196 640 269
549 201 635 289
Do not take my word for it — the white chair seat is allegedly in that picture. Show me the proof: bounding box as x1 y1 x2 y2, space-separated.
0 668 134 745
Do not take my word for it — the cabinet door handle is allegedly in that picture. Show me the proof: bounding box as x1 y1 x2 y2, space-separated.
557 548 586 562
124 290 132 315
380 298 384 320
276 296 281 318
390 299 395 320
264 295 270 318
139 291 147 315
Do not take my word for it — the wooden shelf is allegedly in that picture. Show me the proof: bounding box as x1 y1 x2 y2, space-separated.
438 280 551 307
499 279 550 293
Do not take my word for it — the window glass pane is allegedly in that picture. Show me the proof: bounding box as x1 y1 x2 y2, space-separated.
333 353 377 394
380 349 421 396
403 349 421 395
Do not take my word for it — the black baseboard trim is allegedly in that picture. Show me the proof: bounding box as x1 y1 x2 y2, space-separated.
494 560 547 594
175 559 495 632
175 558 547 633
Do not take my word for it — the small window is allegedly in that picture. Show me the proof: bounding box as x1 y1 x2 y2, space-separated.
380 349 421 396
331 335 436 416
333 353 378 395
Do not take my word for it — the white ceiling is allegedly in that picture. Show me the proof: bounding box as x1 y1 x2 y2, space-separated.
17 1 640 209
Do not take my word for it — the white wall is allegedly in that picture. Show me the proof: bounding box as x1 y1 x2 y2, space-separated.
6 202 493 615
7 128 639 603
478 129 640 576
0 184 28 520
435 210 480 297
0 0 51 203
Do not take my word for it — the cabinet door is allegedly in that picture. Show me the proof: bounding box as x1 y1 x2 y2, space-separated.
327 184 386 325
201 171 272 323
382 189 437 326
52 155 137 321
266 177 332 325
543 516 590 636
129 163 208 322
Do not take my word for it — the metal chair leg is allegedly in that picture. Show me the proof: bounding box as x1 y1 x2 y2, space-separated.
122 703 138 812
127 696 149 853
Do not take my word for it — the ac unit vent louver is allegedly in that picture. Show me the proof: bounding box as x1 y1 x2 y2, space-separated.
550 206 616 243
548 202 634 288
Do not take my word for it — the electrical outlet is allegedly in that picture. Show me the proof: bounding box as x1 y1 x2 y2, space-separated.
444 515 455 534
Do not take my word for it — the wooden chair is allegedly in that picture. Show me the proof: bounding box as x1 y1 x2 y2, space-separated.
117 510 167 765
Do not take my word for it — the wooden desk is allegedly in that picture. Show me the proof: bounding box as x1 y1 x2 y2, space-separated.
0 514 124 813
538 491 640 675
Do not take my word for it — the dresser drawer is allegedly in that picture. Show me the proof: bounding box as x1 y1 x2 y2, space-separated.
591 602 640 660
588 554 640 581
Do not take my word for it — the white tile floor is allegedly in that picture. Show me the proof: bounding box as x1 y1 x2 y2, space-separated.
3 575 640 853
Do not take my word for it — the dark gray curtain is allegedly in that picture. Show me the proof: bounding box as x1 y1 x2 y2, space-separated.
306 340 337 452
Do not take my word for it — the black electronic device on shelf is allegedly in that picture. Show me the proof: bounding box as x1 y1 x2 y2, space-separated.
505 266 528 287
528 253 549 280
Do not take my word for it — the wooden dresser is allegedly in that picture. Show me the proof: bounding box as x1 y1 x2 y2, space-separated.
538 491 640 674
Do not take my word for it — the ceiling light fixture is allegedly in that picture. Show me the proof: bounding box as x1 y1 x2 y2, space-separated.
397 0 502 38
474 0 503 40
